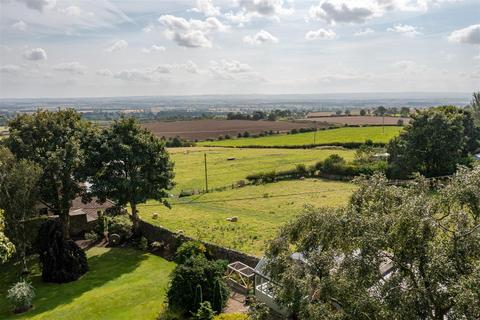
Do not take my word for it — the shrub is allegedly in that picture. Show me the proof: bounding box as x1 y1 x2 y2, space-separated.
84 231 99 241
107 215 133 241
175 241 207 264
138 236 149 251
193 301 215 320
36 219 88 283
321 154 346 173
7 280 35 313
214 314 250 320
167 255 229 315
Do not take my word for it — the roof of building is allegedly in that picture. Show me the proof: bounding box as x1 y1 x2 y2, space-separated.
69 197 115 221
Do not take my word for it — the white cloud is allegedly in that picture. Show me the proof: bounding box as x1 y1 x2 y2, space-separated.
191 0 220 16
142 24 155 33
0 64 23 74
226 0 293 24
57 5 83 17
141 45 166 53
159 15 228 48
96 68 113 77
53 61 87 75
11 20 27 31
13 0 56 11
154 65 172 74
448 24 480 45
106 40 128 53
354 28 374 36
308 1 379 25
23 47 47 61
209 59 254 79
388 24 421 37
183 60 201 74
243 30 279 45
305 28 336 40
114 69 154 82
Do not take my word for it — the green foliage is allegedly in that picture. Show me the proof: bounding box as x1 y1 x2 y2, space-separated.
388 106 480 178
322 154 346 172
175 241 207 264
5 109 95 238
7 280 35 313
193 301 215 320
247 301 272 320
107 215 133 241
467 91 480 126
36 219 88 283
0 230 15 264
88 117 174 232
264 167 480 319
0 147 42 270
213 314 249 320
84 231 99 241
167 255 229 315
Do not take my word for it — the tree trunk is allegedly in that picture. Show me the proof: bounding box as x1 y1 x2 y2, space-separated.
60 210 71 239
130 201 139 235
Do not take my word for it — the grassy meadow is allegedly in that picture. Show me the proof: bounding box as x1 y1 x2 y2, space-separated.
139 178 356 256
168 147 355 193
198 126 403 147
0 248 174 320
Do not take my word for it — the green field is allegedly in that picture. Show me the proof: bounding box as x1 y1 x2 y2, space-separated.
198 126 403 147
0 248 174 320
139 179 356 256
168 147 355 193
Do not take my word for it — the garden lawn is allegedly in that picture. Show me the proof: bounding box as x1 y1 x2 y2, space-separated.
0 247 175 320
139 179 355 256
168 147 355 194
197 126 402 147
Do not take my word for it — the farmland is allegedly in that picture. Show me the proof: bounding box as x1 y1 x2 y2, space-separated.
168 147 356 193
141 119 330 140
199 126 403 147
0 248 175 320
304 115 410 125
139 178 356 256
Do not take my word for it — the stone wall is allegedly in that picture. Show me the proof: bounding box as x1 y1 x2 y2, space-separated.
138 219 260 268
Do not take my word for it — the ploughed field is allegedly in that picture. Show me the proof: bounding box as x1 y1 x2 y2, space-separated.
139 178 356 256
141 119 330 140
168 147 355 194
303 115 410 125
0 248 175 320
199 126 403 147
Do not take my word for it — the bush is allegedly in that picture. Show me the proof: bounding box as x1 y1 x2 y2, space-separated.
322 154 346 173
7 281 35 313
36 219 88 283
214 314 250 320
175 241 207 264
167 255 229 315
193 301 215 320
107 215 133 241
84 231 99 241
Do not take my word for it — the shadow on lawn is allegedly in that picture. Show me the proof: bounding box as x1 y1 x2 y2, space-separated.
0 247 147 319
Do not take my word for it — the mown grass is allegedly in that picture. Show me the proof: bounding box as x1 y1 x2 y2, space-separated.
0 247 175 320
197 126 403 147
168 147 355 193
139 179 356 256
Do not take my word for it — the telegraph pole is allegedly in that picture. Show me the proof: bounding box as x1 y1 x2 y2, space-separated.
204 153 209 193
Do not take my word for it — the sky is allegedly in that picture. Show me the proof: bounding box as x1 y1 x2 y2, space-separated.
0 0 479 98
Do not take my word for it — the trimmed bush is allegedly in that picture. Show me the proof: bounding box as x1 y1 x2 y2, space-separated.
175 241 207 264
36 219 88 283
167 255 229 316
193 301 215 320
107 215 133 241
7 280 35 314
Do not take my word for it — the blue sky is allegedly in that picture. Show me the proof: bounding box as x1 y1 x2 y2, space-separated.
0 0 479 98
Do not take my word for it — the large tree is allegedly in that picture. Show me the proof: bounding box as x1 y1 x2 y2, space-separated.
467 91 480 126
387 106 480 178
263 168 480 319
5 109 94 238
88 117 174 232
0 147 42 271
